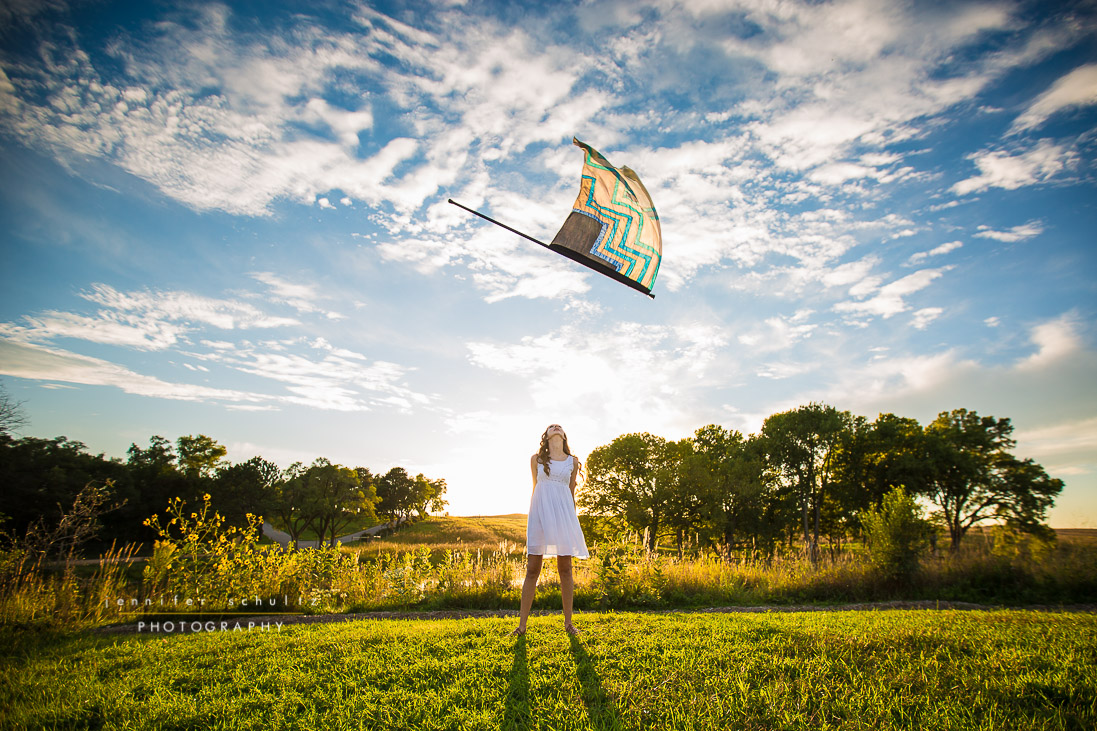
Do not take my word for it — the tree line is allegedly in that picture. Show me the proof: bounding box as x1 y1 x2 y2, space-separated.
580 405 1063 560
0 430 447 551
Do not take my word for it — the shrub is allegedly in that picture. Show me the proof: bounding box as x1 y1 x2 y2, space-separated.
861 487 931 583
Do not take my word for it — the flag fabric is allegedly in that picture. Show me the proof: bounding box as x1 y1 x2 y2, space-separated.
549 138 662 297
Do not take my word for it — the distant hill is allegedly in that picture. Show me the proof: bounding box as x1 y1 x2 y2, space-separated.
348 514 527 552
1055 528 1097 546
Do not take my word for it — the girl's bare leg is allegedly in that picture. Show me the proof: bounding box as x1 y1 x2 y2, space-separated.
558 555 579 634
513 554 542 635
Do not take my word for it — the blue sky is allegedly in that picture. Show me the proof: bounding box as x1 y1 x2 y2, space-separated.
1 0 1095 526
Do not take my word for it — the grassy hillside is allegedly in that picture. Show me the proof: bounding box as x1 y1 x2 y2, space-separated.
3 610 1094 729
350 514 527 553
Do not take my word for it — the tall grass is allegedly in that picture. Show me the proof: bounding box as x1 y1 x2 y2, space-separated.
2 513 1094 632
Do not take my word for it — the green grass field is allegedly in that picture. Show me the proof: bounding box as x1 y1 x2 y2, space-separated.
2 609 1094 730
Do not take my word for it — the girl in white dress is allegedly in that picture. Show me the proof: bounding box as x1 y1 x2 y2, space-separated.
511 424 589 637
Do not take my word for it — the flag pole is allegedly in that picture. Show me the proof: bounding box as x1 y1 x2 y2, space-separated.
447 199 552 251
447 199 655 299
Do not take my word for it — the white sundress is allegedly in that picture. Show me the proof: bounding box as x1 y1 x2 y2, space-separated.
526 454 589 558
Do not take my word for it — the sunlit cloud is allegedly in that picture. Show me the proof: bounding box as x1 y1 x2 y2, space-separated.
1010 63 1097 133
467 321 729 440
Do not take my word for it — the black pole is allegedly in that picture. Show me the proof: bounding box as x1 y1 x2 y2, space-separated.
447 199 655 299
447 199 551 250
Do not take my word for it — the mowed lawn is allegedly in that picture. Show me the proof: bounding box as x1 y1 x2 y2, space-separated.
2 609 1095 730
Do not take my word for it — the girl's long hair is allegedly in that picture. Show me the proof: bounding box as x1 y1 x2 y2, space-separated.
537 427 583 480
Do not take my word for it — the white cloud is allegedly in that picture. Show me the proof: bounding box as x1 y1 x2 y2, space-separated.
0 328 432 414
251 272 344 319
952 141 1076 195
1010 63 1097 133
907 241 962 265
715 0 1020 171
193 337 432 413
756 361 815 380
79 285 298 330
1 0 1079 305
1017 312 1083 372
737 312 816 353
973 221 1044 242
774 312 1095 429
911 307 944 330
834 267 949 320
0 338 271 406
0 284 297 350
0 5 600 219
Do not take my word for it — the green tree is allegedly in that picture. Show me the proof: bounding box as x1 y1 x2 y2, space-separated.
924 409 1063 550
996 455 1062 541
761 403 853 563
581 433 674 552
212 456 282 529
411 473 448 518
0 435 125 541
305 459 376 548
832 413 934 534
691 425 770 557
661 437 709 558
375 467 416 525
176 434 227 479
271 461 322 549
125 435 189 543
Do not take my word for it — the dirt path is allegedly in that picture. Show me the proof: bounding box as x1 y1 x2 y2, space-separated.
91 600 1097 635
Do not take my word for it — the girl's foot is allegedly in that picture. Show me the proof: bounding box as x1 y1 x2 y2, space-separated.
510 626 526 637
564 623 581 636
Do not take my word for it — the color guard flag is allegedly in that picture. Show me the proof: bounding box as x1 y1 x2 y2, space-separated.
448 137 662 298
548 138 662 297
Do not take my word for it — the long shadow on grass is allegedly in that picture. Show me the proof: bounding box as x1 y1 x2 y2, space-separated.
502 636 530 730
569 635 625 729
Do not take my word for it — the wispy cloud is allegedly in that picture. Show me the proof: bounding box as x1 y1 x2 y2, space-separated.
0 338 271 406
0 281 431 413
765 313 1097 442
737 311 816 353
907 241 962 266
251 272 344 320
0 284 297 350
1010 63 1097 133
192 337 432 413
973 221 1045 242
834 268 950 320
